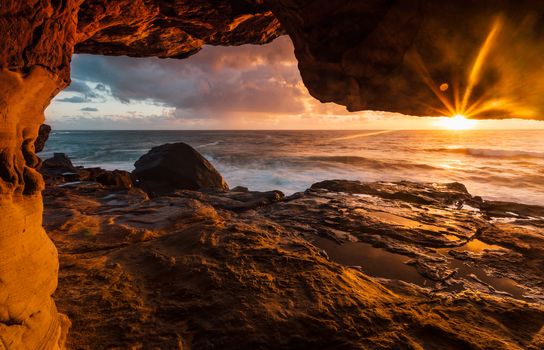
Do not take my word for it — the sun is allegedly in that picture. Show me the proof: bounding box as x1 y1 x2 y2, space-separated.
438 114 477 130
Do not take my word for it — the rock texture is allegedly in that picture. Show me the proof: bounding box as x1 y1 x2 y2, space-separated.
0 68 68 349
42 153 76 173
3 1 544 119
75 0 282 58
34 124 51 153
42 172 544 349
133 142 229 196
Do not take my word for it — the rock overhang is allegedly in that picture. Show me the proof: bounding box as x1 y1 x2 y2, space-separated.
3 0 544 119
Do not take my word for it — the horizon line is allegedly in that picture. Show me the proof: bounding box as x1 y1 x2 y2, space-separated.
47 128 544 131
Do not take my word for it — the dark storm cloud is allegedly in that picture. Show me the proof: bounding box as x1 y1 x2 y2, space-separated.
69 36 306 115
80 107 99 112
57 80 103 103
57 96 89 103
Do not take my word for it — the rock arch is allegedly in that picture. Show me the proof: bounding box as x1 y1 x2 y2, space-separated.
0 1 542 348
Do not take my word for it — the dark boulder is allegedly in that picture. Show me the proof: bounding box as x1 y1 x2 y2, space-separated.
132 143 228 196
42 153 76 172
40 153 79 182
96 170 134 190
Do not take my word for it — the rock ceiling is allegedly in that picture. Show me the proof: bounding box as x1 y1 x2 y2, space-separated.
3 0 544 118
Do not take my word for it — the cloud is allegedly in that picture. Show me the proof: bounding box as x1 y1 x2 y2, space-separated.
55 80 106 103
68 36 308 116
80 107 99 112
57 96 89 103
50 36 414 129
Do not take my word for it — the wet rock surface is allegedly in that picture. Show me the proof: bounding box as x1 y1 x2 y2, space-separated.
43 171 544 348
262 180 544 302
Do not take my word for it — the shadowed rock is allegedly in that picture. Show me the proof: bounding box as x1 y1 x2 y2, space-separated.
2 1 544 349
268 0 544 118
42 153 76 173
133 142 229 196
35 124 51 153
96 170 134 190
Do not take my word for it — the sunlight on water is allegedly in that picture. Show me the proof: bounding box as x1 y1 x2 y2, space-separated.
41 130 544 205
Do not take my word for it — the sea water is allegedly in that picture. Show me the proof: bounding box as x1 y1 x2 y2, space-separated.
41 130 544 205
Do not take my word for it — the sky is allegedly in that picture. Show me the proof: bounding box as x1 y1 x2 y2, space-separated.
45 36 544 130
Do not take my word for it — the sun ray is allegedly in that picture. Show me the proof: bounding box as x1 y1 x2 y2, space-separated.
460 18 503 113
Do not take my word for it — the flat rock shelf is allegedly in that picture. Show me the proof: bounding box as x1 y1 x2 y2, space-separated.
42 166 544 349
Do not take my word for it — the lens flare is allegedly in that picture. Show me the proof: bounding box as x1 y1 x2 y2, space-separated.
412 16 537 120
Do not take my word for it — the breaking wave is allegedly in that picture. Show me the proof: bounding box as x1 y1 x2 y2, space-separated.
196 141 222 149
431 147 544 159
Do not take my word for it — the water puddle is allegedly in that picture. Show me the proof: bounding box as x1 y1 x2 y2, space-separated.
446 258 525 299
312 236 527 301
312 237 428 286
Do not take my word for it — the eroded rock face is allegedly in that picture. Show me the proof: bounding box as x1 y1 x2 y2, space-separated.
75 0 282 58
0 68 69 349
1 1 544 348
34 124 52 153
0 3 279 347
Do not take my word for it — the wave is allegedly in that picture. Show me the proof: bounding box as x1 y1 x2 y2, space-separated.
431 147 544 159
196 141 221 149
213 154 439 172
307 155 439 171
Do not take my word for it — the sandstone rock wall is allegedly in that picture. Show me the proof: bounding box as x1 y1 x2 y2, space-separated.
0 67 68 349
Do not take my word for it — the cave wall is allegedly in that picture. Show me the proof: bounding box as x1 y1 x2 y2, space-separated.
0 1 78 347
0 67 70 350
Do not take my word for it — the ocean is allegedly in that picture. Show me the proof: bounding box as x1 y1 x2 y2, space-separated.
40 130 544 205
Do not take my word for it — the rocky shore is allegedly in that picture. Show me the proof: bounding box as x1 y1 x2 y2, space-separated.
36 141 544 349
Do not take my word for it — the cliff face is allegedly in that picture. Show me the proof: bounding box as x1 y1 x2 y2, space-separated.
0 1 543 348
0 67 69 349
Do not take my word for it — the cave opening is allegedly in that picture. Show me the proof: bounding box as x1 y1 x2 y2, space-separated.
1 1 544 349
